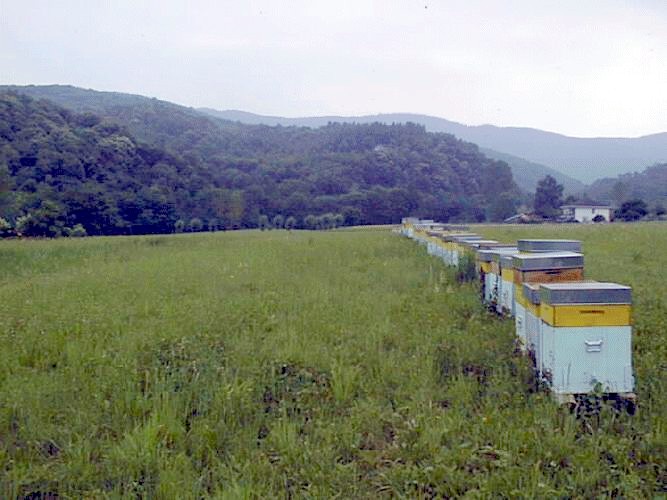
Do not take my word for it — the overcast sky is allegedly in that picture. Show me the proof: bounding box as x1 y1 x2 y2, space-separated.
1 0 665 137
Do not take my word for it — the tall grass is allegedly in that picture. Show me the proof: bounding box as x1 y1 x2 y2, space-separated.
0 226 664 497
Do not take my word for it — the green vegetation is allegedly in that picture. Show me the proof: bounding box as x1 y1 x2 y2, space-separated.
615 199 649 221
533 175 564 219
0 88 518 237
1 224 665 497
588 163 667 208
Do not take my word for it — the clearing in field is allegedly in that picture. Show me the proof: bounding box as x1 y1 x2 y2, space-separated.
0 225 665 497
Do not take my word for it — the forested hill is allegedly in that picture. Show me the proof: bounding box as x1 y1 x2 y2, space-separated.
0 87 518 237
586 163 667 207
201 108 667 184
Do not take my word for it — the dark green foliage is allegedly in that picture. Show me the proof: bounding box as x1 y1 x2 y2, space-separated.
258 214 270 231
272 214 285 230
284 216 296 230
486 192 517 222
1 89 519 236
456 252 478 283
589 164 667 207
65 223 87 237
616 199 649 221
534 175 564 218
187 218 203 232
592 214 606 223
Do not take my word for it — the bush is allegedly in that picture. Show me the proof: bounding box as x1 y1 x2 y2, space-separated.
284 216 296 230
188 218 203 232
258 215 270 231
66 224 87 237
272 215 284 230
304 215 317 230
616 199 648 221
592 214 606 223
174 219 185 233
456 252 478 283
0 217 13 237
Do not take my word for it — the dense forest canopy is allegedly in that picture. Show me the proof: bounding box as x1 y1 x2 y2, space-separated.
0 89 519 236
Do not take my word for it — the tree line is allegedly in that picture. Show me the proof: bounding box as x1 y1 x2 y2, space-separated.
0 90 520 237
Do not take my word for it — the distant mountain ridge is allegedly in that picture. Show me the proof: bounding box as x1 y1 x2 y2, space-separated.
200 109 667 184
477 148 585 194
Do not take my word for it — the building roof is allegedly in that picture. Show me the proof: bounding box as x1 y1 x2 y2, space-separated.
561 203 612 209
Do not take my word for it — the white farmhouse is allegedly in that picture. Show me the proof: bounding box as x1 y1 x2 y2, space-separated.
560 203 612 223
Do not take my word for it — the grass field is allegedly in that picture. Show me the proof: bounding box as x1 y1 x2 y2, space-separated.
0 225 665 497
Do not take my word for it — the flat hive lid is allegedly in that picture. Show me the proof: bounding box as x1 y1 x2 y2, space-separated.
462 239 498 248
476 243 516 250
443 233 479 242
500 254 516 267
522 283 541 305
476 249 498 262
512 251 584 271
540 282 632 305
451 235 483 242
517 239 582 253
490 248 520 262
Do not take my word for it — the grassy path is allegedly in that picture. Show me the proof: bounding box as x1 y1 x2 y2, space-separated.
0 228 664 497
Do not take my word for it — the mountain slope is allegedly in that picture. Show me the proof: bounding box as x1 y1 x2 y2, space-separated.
0 91 191 235
1 88 519 235
586 163 667 207
200 109 667 184
478 148 585 194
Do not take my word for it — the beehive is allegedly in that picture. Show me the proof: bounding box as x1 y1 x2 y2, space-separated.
499 253 518 316
442 233 479 265
426 230 446 256
517 239 582 253
449 234 483 266
522 283 542 363
508 251 584 337
538 282 634 397
487 248 519 311
512 252 585 285
456 240 497 274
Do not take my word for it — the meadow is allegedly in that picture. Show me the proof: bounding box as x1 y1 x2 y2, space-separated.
0 224 665 498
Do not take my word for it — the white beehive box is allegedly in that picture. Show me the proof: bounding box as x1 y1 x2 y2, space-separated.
499 253 519 316
488 248 519 312
538 282 634 399
522 283 542 366
442 234 479 266
450 235 483 266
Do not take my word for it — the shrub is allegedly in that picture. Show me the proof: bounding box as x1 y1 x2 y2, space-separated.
66 224 87 237
258 215 270 231
616 199 648 221
304 215 317 230
592 214 606 223
272 214 284 229
188 218 203 232
284 216 296 230
0 217 13 237
456 252 478 283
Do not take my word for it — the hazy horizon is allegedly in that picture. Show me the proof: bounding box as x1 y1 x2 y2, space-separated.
2 0 666 138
